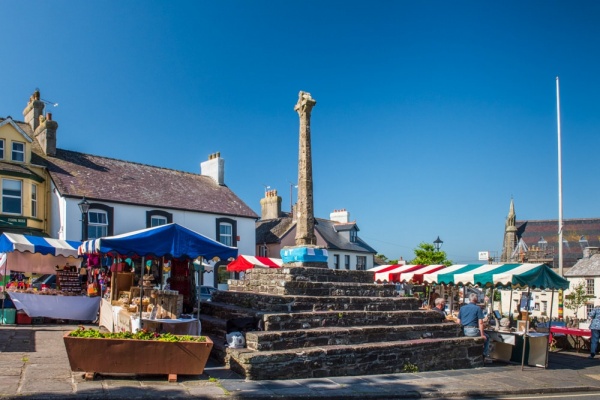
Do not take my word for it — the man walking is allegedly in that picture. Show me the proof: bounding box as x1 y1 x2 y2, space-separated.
588 299 600 359
457 292 490 361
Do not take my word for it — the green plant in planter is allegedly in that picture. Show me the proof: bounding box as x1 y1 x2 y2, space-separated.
68 327 207 342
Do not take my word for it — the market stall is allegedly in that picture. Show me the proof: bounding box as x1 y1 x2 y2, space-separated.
78 223 237 334
227 255 282 272
0 233 87 324
423 262 570 368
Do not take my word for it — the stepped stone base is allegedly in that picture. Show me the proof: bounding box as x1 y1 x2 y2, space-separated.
201 265 484 380
228 337 485 380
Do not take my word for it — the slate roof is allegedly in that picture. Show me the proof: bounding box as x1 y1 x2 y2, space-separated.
2 118 258 219
516 218 600 268
565 254 600 277
256 215 377 254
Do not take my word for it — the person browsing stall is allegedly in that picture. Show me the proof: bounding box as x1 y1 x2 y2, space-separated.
587 298 600 359
432 297 447 318
457 293 490 360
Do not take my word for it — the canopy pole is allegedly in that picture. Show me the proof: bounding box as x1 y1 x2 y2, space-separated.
521 286 531 371
139 256 145 331
509 289 514 322
196 258 201 327
544 289 556 368
1 255 9 325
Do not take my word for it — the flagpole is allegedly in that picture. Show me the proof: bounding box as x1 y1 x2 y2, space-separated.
556 76 564 277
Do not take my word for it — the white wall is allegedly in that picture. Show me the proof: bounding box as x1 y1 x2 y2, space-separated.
327 250 374 270
52 194 256 256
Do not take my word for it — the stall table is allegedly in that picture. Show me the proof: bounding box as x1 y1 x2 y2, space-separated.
9 292 100 321
486 330 548 367
549 326 591 352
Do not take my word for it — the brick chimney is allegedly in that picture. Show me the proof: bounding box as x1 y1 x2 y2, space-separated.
200 152 225 185
22 90 45 131
35 112 58 156
260 189 281 220
330 209 350 223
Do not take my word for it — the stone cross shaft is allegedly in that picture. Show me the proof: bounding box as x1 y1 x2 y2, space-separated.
294 91 317 246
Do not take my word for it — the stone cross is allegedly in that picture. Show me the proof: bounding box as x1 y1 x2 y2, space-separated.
294 91 317 246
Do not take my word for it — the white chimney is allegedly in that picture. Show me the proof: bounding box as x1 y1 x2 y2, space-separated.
200 152 225 185
330 209 350 223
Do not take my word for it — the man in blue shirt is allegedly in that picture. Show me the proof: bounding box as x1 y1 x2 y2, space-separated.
457 293 490 360
587 299 600 359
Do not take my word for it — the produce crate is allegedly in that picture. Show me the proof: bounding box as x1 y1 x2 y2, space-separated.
16 311 32 325
0 308 16 324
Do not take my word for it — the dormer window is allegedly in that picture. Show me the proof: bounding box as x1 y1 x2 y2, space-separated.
12 142 24 162
350 229 357 243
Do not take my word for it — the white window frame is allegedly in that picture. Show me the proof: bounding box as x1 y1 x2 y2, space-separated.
11 142 24 162
219 222 233 247
150 215 167 227
31 183 37 218
2 178 22 215
350 230 357 243
356 256 366 271
87 210 108 239
586 279 595 296
0 139 4 159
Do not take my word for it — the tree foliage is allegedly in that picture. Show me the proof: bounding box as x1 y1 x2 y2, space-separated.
408 242 452 266
564 281 593 320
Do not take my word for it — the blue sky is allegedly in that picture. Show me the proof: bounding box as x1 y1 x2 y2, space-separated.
2 1 599 263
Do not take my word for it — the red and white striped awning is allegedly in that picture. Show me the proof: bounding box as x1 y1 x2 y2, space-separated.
227 255 283 272
374 264 447 283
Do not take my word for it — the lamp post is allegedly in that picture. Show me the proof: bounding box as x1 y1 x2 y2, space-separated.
433 236 443 252
78 197 90 241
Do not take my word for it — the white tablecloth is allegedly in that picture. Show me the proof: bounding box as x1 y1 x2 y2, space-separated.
141 318 201 335
9 292 101 321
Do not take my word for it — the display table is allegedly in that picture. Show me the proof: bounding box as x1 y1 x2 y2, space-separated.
9 292 101 321
486 330 548 367
142 318 200 335
99 298 200 334
549 326 591 352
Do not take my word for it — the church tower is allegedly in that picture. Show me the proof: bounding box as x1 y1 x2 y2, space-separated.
501 198 518 262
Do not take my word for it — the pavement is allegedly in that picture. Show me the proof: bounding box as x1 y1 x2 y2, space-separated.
2 324 600 400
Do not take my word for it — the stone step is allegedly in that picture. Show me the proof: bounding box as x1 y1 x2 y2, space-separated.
209 291 421 313
245 323 462 351
243 266 376 284
263 309 444 331
201 300 261 321
229 280 398 297
227 336 485 380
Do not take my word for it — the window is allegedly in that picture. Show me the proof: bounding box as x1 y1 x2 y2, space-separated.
0 139 4 159
31 184 37 218
356 256 366 271
541 300 548 315
150 216 167 227
586 279 595 296
334 255 339 270
350 229 357 243
87 210 108 239
2 179 22 214
216 218 237 247
587 303 595 318
146 210 172 228
11 142 24 162
344 255 350 270
219 223 233 246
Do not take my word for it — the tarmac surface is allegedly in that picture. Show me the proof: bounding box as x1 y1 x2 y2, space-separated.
1 324 600 399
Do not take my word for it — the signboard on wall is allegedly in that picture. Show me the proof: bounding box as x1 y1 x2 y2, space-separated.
0 216 27 227
478 251 489 261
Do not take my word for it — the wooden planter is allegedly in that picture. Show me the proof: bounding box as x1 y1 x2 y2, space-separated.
63 332 213 381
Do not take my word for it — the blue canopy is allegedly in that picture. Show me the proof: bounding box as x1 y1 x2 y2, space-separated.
77 223 237 261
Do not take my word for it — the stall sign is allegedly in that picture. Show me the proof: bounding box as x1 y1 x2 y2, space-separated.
0 216 26 227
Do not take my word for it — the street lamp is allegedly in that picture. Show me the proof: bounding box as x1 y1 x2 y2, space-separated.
433 236 443 251
538 237 547 250
78 197 90 241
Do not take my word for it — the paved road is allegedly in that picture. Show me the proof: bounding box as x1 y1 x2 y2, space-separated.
1 324 600 399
